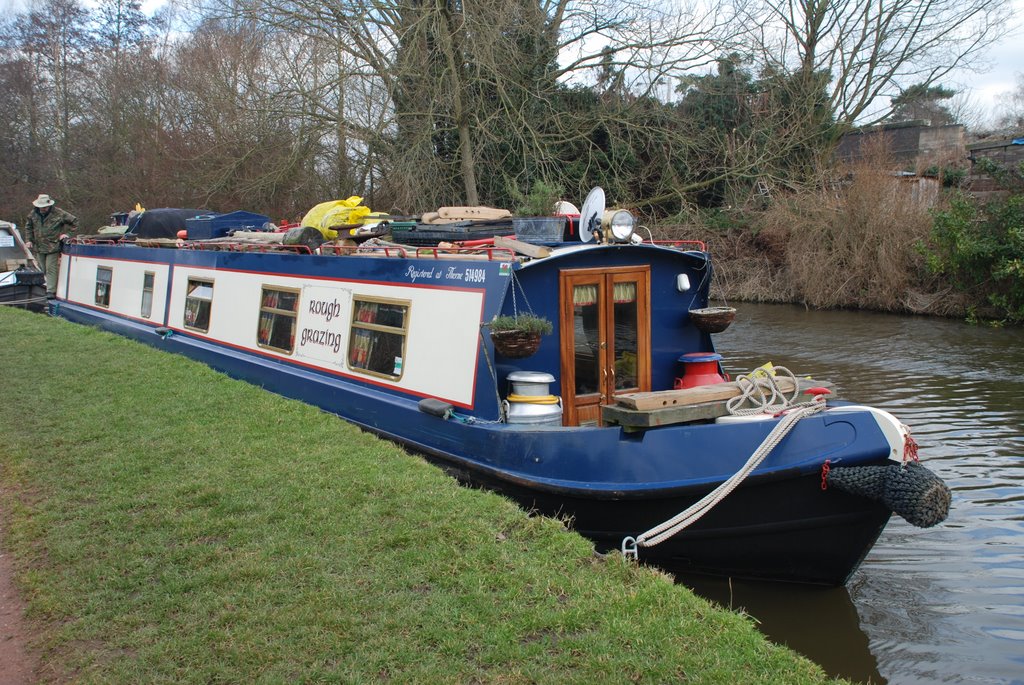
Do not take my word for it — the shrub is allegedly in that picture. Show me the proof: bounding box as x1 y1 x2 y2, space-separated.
925 190 1024 323
759 163 935 312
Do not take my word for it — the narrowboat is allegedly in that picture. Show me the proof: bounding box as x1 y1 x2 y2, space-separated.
50 192 950 585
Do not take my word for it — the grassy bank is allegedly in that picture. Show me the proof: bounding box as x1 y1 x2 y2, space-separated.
0 308 840 683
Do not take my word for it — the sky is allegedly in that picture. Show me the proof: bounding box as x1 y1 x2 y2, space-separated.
1 0 1022 127
951 0 1024 126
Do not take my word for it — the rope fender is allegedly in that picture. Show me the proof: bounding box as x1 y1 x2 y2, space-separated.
826 462 951 528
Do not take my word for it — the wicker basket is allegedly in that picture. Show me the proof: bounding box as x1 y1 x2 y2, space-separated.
490 330 542 358
689 306 736 334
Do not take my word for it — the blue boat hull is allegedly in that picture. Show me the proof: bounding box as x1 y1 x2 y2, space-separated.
446 463 891 585
54 300 895 585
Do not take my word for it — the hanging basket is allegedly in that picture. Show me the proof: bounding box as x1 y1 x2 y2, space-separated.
490 330 542 358
689 306 736 334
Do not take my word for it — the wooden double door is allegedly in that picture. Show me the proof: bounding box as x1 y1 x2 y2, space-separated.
559 266 651 426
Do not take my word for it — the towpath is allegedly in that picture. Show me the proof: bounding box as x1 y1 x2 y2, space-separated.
0 498 37 685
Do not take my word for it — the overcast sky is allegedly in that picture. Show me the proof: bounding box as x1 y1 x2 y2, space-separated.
952 1 1024 126
1 0 1022 126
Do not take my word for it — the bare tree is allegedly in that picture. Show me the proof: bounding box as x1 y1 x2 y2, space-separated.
995 73 1024 134
205 0 738 209
6 0 94 197
744 0 1014 126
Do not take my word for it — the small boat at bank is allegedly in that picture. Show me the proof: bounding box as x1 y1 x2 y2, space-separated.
0 220 46 312
51 192 950 585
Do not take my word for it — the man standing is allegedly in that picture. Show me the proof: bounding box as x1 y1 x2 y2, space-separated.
24 193 77 298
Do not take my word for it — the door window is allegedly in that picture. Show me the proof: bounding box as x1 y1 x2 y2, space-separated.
560 267 649 426
572 284 601 396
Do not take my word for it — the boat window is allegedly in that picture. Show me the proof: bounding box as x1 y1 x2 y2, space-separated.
612 281 638 390
573 284 601 395
184 278 214 332
141 272 155 319
347 297 409 380
257 286 299 354
95 266 112 307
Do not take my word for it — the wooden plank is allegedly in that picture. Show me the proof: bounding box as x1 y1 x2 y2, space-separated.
616 377 792 410
437 206 511 221
493 235 551 259
602 400 729 428
603 380 838 428
615 378 834 411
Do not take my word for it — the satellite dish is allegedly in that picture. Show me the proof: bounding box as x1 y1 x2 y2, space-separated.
578 187 605 243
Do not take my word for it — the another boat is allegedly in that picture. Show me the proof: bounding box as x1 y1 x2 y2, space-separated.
0 220 46 312
50 193 949 585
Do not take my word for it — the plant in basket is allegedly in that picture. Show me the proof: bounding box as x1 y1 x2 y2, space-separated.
489 314 553 358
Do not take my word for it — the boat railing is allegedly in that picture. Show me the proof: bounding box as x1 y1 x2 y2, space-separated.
186 242 314 255
413 247 517 261
67 236 520 261
651 239 707 252
69 236 124 245
320 243 409 258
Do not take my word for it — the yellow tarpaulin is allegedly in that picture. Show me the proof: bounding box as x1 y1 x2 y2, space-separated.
300 197 379 239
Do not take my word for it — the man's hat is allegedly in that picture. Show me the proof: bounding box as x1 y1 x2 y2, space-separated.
32 194 55 208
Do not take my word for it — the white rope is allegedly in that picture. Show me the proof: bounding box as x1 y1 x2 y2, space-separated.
726 365 810 416
623 397 826 554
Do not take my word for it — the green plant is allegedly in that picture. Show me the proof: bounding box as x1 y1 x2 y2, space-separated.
923 164 967 188
511 180 564 216
490 313 553 335
924 183 1024 323
941 167 966 188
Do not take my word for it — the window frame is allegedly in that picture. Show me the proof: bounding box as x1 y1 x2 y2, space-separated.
95 266 112 308
346 295 411 381
141 271 155 319
183 278 215 333
256 285 301 354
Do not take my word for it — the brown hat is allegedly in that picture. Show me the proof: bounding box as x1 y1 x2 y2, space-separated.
32 194 55 208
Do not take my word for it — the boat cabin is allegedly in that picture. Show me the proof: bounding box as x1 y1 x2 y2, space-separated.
56 236 715 427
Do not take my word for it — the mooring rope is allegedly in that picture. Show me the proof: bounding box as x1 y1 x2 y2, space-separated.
622 397 827 557
0 295 48 307
726 365 815 416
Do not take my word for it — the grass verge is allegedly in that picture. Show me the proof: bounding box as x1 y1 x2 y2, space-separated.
0 307 842 683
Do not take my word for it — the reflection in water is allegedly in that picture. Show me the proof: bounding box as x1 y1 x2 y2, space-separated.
691 303 1024 685
679 574 883 684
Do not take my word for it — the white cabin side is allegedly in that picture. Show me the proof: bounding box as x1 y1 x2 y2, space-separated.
61 255 487 408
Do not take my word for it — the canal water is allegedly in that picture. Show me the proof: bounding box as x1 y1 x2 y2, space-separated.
683 302 1024 684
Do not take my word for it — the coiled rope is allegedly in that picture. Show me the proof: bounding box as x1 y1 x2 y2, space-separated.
726 365 816 416
622 397 827 557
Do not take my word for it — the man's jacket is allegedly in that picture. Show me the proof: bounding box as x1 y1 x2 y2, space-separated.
25 207 78 253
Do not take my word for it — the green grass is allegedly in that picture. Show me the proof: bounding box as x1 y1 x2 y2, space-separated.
0 307 842 684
